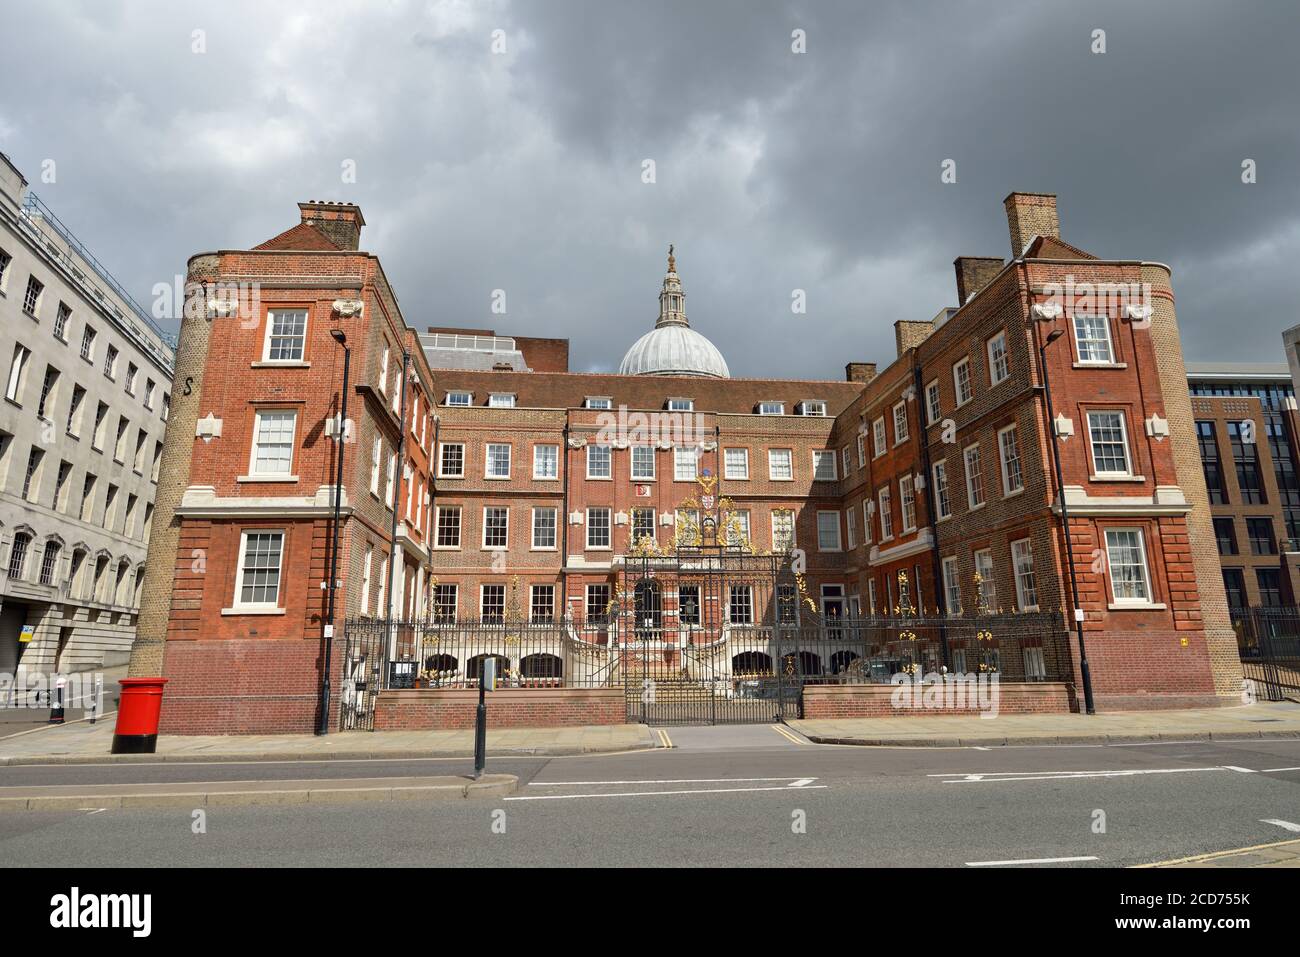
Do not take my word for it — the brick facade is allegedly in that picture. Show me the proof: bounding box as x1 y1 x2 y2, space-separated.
126 190 1242 736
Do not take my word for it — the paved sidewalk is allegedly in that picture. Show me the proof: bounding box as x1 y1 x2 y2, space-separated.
1140 838 1300 868
789 700 1300 747
0 720 657 766
0 773 518 811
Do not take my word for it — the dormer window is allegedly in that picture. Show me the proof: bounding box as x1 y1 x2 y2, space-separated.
488 393 516 408
757 401 785 416
445 391 472 407
666 397 693 412
798 400 827 417
585 396 613 410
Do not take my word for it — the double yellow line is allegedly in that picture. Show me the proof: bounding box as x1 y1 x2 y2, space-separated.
770 724 807 745
655 729 673 749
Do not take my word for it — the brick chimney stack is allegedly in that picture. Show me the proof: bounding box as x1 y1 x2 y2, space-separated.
845 361 878 384
1004 192 1059 257
894 320 935 358
298 200 365 251
953 256 1004 305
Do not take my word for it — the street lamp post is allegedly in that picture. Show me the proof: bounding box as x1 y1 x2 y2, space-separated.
318 328 351 735
1037 325 1096 714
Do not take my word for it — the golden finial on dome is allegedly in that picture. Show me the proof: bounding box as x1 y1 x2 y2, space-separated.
667 243 675 273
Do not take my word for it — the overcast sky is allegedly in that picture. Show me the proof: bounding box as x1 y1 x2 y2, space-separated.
3 0 1297 379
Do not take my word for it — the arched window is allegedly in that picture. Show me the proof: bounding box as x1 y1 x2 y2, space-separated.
39 540 62 586
7 532 31 580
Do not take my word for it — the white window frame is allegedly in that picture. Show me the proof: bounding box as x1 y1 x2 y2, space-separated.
586 443 612 480
666 397 694 412
862 499 872 544
1086 410 1134 478
771 509 796 551
963 442 984 510
533 444 559 480
231 529 285 611
997 425 1024 496
488 393 516 408
767 448 793 481
674 445 698 481
584 396 612 410
953 356 973 407
723 447 749 480
262 309 308 363
757 401 784 416
444 390 472 407
438 442 465 478
987 331 1009 385
434 505 462 549
247 409 297 478
845 508 857 549
484 442 512 479
974 548 996 611
872 417 886 457
800 400 827 417
1105 527 1153 605
892 400 909 445
816 511 842 552
631 445 656 480
856 433 866 468
370 437 383 494
941 556 961 616
482 506 510 550
1011 537 1039 611
813 450 837 482
925 379 941 425
878 487 893 541
1073 314 1115 365
933 460 951 520
531 507 558 550
900 475 917 533
586 507 612 550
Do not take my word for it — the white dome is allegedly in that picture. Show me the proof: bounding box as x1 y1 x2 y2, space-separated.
619 324 730 378
619 246 731 378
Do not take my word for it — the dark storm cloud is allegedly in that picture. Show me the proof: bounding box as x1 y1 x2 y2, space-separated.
1 0 1296 378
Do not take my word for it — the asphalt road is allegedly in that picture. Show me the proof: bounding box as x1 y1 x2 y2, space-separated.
2 725 1298 867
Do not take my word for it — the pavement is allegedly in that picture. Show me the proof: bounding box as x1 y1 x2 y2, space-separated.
0 718 658 766
2 726 1297 867
789 700 1300 747
0 773 517 811
1141 837 1300 868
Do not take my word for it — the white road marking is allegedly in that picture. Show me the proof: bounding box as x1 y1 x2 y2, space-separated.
529 776 817 786
506 784 829 801
1261 766 1300 773
790 778 816 788
931 766 1229 783
1222 765 1257 773
1261 819 1300 832
85 808 107 815
966 856 1098 867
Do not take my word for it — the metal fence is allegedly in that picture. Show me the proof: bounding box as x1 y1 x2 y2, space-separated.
1233 606 1300 702
337 610 1073 728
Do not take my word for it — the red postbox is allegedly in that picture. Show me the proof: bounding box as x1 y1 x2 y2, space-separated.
111 678 168 754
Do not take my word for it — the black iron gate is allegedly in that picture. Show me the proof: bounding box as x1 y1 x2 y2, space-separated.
1236 607 1300 702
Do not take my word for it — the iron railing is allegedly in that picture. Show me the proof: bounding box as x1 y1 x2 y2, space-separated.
1232 605 1300 701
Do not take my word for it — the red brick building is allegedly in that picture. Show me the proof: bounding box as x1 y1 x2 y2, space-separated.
130 202 438 733
127 192 1242 735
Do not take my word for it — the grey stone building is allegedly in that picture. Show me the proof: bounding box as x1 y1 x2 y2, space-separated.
0 154 175 675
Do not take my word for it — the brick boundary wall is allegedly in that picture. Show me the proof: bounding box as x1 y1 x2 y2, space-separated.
158 639 331 735
374 687 626 730
802 681 1075 717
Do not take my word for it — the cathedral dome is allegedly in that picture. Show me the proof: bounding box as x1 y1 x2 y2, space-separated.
618 247 731 379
